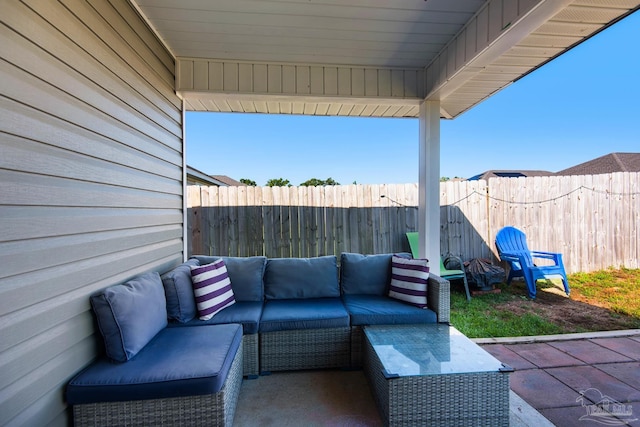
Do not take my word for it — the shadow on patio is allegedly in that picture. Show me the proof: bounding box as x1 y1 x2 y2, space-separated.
231 330 640 427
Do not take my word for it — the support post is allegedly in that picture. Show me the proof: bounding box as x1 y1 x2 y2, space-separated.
418 101 441 266
182 100 188 261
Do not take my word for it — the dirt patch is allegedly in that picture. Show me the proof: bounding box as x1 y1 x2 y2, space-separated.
495 281 640 333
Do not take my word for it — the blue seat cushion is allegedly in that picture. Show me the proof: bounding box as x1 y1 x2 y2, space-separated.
66 324 242 405
168 301 263 334
259 298 349 333
342 294 437 326
191 256 266 302
264 256 339 300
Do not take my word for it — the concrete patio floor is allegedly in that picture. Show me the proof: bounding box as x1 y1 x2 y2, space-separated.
233 330 640 426
234 367 551 427
479 330 640 427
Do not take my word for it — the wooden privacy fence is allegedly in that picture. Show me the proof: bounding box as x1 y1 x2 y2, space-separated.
187 172 640 273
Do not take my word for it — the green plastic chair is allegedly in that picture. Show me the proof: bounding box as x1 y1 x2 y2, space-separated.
406 232 471 301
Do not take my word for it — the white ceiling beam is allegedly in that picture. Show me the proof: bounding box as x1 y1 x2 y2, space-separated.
176 58 425 101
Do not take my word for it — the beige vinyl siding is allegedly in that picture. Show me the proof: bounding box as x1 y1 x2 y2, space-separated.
0 1 182 425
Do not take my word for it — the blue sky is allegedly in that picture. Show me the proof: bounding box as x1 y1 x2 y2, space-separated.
186 10 639 185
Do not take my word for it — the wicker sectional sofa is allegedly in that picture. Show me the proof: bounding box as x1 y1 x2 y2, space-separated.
66 253 450 426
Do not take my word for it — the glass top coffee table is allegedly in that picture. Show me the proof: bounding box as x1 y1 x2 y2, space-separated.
363 324 512 426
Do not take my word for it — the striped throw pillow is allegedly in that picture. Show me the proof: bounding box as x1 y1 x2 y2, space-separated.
388 255 430 308
190 259 236 320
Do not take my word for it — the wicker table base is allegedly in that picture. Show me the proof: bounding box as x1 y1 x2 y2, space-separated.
363 325 510 427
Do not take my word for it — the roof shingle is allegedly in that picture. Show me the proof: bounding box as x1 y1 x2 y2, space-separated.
557 153 640 176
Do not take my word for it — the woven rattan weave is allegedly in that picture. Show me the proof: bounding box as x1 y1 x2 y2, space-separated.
259 327 351 372
242 333 259 377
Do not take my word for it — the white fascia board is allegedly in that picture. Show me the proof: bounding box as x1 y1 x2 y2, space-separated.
426 0 574 102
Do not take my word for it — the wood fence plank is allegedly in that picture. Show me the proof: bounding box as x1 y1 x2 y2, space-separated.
385 184 399 255
253 186 265 256
324 186 336 257
187 186 201 255
610 173 622 267
236 186 248 256
309 186 321 257
359 185 373 254
262 187 277 258
198 186 209 255
215 186 228 255
217 186 229 255
566 175 579 272
203 186 218 255
278 186 289 258
346 185 359 254
299 186 310 257
370 184 382 253
289 186 301 258
280 186 291 258
270 186 283 258
228 186 240 256
393 184 406 254
583 174 596 271
451 179 464 258
315 186 326 256
403 183 418 254
377 183 390 253
243 186 256 256
631 173 640 268
336 185 346 250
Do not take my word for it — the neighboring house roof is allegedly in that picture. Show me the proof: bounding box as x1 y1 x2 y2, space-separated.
186 166 245 186
467 152 640 181
468 170 555 181
556 153 640 176
210 175 246 186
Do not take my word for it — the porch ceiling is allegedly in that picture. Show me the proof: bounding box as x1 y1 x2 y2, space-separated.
133 0 639 119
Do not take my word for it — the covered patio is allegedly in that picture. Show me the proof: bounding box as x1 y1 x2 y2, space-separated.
230 330 640 426
2 1 639 425
143 0 640 264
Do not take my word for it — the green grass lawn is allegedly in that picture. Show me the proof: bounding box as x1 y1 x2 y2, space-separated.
570 267 640 318
449 268 640 338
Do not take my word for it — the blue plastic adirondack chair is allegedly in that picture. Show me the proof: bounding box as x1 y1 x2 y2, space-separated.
495 226 570 299
406 232 471 301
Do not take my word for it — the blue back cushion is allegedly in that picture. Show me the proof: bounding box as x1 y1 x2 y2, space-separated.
192 256 266 302
340 252 413 295
161 259 200 323
264 256 339 300
340 253 404 295
91 272 168 362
